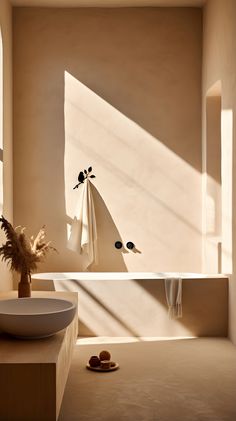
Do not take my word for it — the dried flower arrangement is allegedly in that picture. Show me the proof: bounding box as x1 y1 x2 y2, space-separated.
0 216 55 297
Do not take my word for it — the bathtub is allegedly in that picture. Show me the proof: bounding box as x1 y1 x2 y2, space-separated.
32 272 228 338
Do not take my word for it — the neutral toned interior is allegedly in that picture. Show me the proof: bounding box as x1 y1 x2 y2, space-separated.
59 337 236 421
4 0 235 343
13 6 202 273
0 0 236 420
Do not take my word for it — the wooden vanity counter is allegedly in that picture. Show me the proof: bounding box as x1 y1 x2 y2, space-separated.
0 291 78 421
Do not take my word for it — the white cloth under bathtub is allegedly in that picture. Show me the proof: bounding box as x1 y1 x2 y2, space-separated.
164 278 182 318
67 179 98 270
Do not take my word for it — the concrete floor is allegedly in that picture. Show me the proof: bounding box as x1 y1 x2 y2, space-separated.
59 337 236 421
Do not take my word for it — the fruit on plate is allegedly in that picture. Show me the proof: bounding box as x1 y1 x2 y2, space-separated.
89 356 101 367
99 350 111 361
100 360 111 369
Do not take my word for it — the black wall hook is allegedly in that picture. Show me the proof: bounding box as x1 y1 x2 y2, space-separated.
126 241 135 250
115 241 123 249
73 166 96 189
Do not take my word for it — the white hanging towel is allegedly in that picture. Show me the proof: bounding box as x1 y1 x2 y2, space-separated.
164 278 182 318
67 179 98 270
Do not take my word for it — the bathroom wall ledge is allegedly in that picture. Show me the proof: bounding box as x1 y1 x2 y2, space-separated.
32 273 228 338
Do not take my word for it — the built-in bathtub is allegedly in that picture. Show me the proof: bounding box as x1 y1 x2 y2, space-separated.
32 272 228 338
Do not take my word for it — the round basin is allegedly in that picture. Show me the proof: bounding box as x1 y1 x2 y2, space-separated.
0 298 76 339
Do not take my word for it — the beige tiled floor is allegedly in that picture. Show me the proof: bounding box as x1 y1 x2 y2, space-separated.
59 337 236 421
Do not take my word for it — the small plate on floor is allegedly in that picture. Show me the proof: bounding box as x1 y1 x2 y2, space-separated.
86 362 119 372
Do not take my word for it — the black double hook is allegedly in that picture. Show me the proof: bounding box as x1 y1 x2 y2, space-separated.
115 241 135 250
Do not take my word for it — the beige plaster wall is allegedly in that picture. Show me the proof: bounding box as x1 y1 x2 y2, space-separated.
0 0 13 291
13 7 202 273
202 0 236 342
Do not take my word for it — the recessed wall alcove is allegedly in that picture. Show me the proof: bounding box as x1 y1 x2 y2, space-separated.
203 81 222 273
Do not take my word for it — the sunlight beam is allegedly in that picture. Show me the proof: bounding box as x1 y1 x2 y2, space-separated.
64 71 202 272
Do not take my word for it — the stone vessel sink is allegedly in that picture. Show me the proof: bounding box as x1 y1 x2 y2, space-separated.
0 298 76 339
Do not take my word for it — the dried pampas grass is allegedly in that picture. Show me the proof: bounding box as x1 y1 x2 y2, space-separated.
0 216 56 275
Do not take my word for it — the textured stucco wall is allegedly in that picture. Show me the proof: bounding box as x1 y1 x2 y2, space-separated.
13 7 202 273
202 0 236 343
0 0 13 291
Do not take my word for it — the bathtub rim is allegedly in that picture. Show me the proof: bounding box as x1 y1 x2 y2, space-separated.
32 272 229 281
